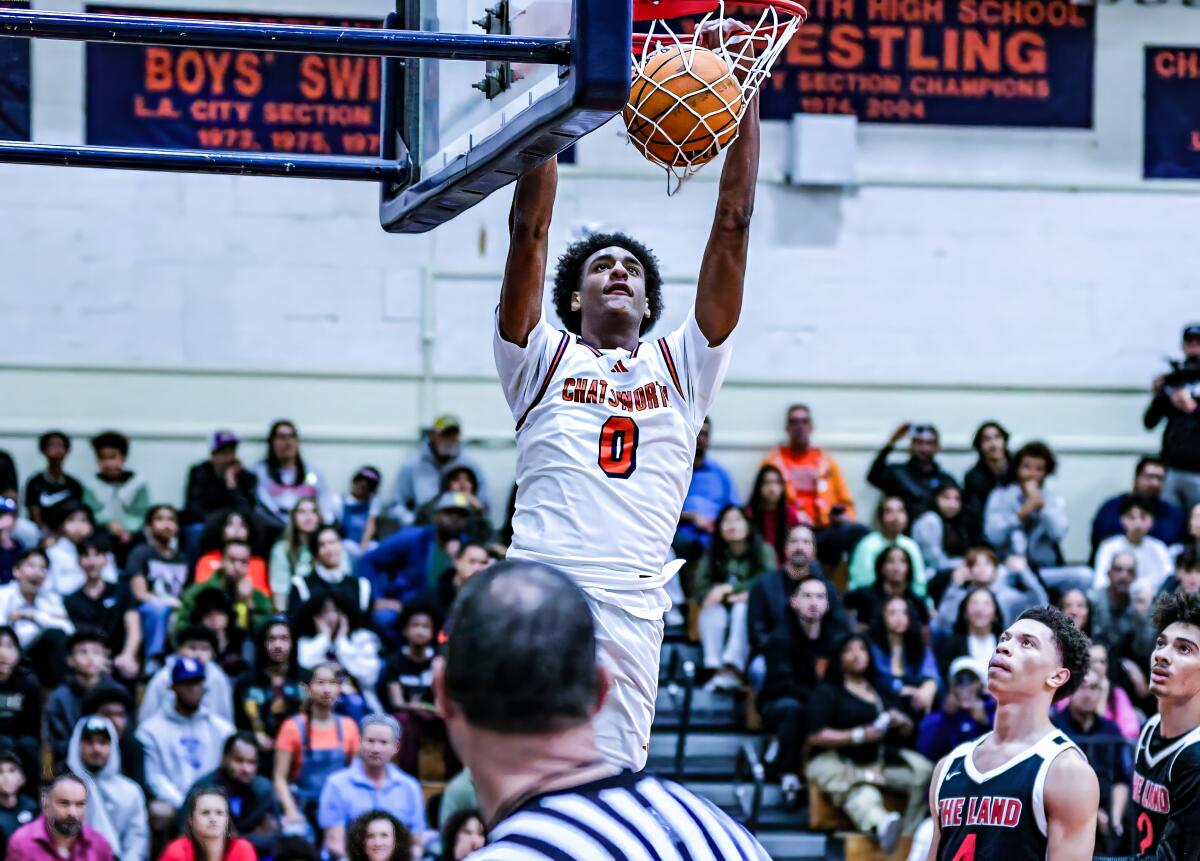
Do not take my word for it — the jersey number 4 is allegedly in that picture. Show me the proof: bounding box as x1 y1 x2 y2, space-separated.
949 834 975 861
598 416 640 479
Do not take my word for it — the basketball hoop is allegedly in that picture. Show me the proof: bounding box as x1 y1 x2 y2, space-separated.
625 0 805 193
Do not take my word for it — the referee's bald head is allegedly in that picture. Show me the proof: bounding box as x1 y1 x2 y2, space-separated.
439 561 602 734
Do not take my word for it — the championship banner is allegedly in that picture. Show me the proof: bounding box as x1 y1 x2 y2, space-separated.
750 0 1095 126
1145 47 1200 179
0 0 32 142
85 7 382 156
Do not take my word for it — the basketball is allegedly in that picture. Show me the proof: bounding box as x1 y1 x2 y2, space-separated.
624 45 744 168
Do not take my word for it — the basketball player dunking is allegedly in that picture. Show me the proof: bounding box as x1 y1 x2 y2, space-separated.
494 22 758 771
1096 591 1200 860
927 607 1099 861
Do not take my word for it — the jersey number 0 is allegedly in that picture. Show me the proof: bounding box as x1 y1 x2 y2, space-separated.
598 416 640 479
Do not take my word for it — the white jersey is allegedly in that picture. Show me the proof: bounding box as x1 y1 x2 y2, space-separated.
495 307 733 616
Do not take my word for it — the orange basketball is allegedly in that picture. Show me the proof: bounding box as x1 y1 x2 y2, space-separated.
624 45 744 168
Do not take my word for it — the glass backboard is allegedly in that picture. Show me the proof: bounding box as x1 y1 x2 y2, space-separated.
380 0 631 233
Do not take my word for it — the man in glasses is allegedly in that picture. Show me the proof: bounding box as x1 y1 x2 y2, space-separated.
868 422 957 520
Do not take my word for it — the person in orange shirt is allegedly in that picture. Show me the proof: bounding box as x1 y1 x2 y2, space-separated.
194 510 270 597
762 404 868 568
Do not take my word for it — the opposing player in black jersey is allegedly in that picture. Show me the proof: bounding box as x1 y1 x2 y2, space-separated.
1097 590 1200 861
928 606 1098 861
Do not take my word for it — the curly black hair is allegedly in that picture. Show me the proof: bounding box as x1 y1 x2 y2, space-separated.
1016 605 1091 700
1154 589 1200 633
552 232 664 336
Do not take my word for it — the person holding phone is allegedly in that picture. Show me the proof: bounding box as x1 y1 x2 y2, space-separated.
868 423 957 521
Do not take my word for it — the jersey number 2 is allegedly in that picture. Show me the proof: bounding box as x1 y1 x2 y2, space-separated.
949 834 976 861
598 416 639 479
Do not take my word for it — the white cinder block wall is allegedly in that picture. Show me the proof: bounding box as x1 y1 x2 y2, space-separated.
1 0 1198 560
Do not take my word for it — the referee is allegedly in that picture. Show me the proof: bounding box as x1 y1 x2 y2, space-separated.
434 561 771 860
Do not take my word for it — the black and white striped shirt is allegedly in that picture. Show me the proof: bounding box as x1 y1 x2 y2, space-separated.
471 771 771 860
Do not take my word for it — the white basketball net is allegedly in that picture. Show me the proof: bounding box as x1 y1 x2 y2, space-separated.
627 1 803 194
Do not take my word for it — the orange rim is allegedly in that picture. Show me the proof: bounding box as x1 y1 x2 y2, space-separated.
631 0 807 51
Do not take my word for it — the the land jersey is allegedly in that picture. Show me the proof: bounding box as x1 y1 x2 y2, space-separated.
1126 713 1200 858
495 308 733 617
934 730 1081 861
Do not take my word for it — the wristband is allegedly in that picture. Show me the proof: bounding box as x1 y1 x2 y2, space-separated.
851 727 865 744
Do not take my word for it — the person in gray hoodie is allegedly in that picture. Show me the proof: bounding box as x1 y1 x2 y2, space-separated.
135 657 234 829
67 714 148 861
137 626 233 725
390 415 490 522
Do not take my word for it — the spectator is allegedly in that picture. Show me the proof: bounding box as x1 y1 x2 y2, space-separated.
136 657 234 825
436 770 477 832
422 542 492 633
0 498 25 585
1088 551 1140 651
0 450 13 499
175 539 271 637
24 431 84 535
762 405 866 566
191 590 251 680
6 772 113 861
45 628 112 768
1162 546 1200 597
1144 323 1200 514
867 423 956 521
1055 642 1140 742
139 626 234 725
80 683 146 794
1093 495 1174 591
984 440 1091 594
1050 669 1132 848
66 715 148 861
81 431 150 565
357 494 472 647
0 627 41 791
757 574 845 803
1182 502 1200 559
413 468 492 546
193 511 269 595
1090 457 1185 556
159 787 255 861
348 810 413 861
916 657 993 762
677 417 740 556
126 505 188 666
846 546 929 632
1115 580 1158 708
383 604 440 777
64 536 140 683
271 836 321 861
868 596 939 718
289 526 372 630
391 415 489 522
934 586 1003 678
848 497 927 596
183 430 258 528
269 498 322 610
1058 588 1094 638
318 714 426 860
694 505 776 690
233 617 303 755
804 633 933 854
934 547 1047 632
912 482 970 599
0 549 73 686
273 663 360 835
745 465 800 563
961 421 1010 544
295 594 382 696
331 467 385 553
45 505 117 597
0 749 39 858
182 733 279 855
438 809 485 861
254 420 333 535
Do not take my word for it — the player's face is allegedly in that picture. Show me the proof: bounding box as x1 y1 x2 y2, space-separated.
988 618 1068 700
575 246 650 331
1150 622 1200 702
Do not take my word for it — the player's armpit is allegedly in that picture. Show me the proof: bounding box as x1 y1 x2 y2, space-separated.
1044 750 1099 861
925 755 950 861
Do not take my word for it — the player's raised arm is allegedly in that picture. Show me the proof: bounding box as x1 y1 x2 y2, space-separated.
1045 751 1099 861
695 22 759 348
499 156 558 346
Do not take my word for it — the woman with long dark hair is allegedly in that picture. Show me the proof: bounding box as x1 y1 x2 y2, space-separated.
694 505 777 690
912 482 970 601
868 595 939 716
934 585 1004 678
233 616 302 758
745 464 799 562
269 497 322 609
440 808 486 861
159 787 255 861
347 809 413 861
194 510 269 593
804 633 932 853
846 545 929 633
962 421 1010 542
254 420 332 530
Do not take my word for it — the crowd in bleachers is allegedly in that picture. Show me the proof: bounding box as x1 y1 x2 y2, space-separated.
0 325 1198 860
